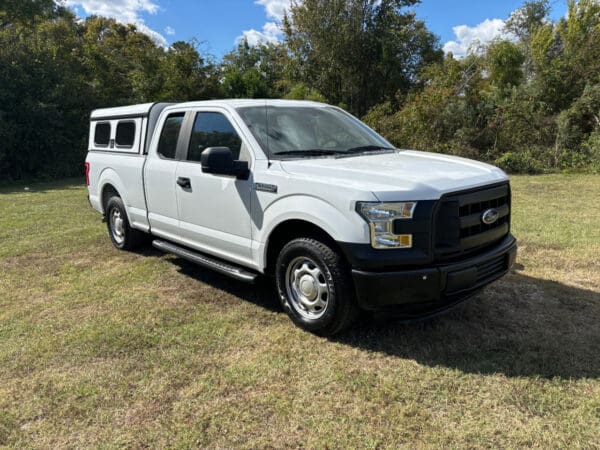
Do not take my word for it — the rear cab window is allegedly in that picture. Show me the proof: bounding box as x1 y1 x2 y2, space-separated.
157 113 185 159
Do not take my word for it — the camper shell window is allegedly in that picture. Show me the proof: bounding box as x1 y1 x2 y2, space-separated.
94 122 111 147
116 121 136 148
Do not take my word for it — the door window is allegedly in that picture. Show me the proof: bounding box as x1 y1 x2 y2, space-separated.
187 112 242 162
157 113 184 159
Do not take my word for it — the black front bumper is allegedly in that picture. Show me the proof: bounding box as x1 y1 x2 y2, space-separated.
346 235 517 315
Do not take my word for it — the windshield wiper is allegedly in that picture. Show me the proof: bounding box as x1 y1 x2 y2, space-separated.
344 145 396 154
274 149 346 158
273 146 395 159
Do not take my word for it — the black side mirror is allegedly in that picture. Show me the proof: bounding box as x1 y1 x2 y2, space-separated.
200 147 249 179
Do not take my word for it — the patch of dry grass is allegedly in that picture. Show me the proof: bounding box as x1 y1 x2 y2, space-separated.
0 175 599 448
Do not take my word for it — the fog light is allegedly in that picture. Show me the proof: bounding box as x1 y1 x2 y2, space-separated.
373 233 412 249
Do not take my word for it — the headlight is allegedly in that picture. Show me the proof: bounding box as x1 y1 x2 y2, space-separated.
357 202 416 249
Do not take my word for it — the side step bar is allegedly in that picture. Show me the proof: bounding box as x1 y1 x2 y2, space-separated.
152 239 258 283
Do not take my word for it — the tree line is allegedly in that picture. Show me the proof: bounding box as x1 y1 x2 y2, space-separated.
1 0 599 180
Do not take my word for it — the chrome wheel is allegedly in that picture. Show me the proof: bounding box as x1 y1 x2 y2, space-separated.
109 207 125 245
285 256 330 319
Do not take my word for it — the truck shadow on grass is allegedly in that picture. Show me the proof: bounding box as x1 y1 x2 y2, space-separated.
167 256 281 313
167 256 599 380
338 273 600 380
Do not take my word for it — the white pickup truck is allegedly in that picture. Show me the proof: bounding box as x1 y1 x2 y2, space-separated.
85 99 517 335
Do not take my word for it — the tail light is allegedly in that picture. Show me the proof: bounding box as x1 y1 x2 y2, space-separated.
85 162 90 186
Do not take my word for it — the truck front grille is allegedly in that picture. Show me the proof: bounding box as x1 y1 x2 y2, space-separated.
435 183 510 262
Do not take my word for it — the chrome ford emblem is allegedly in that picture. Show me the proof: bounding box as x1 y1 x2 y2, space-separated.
481 208 499 225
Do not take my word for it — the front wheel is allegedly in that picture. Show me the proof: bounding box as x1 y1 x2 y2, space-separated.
275 237 358 336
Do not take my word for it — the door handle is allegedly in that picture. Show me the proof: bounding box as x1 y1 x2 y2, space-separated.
176 177 191 189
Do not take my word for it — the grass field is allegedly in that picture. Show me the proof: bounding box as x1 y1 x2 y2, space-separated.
0 175 599 448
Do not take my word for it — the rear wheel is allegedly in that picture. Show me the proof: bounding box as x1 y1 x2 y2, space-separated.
275 237 358 336
106 196 146 250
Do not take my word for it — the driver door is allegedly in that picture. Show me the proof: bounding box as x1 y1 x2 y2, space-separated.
174 108 253 266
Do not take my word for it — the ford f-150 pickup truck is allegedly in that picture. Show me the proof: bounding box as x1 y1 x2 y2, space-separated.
85 100 517 335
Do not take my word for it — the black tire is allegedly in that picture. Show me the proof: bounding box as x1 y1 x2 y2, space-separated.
105 196 146 250
275 237 358 336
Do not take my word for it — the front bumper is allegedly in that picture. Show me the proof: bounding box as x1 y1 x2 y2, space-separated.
348 235 517 314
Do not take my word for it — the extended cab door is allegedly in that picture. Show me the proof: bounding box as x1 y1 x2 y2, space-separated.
174 108 253 266
143 112 186 241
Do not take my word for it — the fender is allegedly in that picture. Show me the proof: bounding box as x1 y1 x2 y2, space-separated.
97 167 134 223
254 194 370 270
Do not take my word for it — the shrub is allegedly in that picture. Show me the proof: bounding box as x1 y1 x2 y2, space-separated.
284 83 327 103
495 151 544 174
582 132 600 173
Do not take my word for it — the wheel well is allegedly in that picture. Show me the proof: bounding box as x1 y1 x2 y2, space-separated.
101 184 120 213
265 219 343 275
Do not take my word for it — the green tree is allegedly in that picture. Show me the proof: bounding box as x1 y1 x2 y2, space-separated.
485 40 525 90
0 0 55 27
529 0 600 111
81 17 146 105
505 0 551 41
159 40 220 101
556 83 600 168
283 0 442 116
0 8 93 178
284 82 327 102
3 0 600 179
221 39 288 98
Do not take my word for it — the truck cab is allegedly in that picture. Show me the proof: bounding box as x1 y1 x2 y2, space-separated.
86 100 517 335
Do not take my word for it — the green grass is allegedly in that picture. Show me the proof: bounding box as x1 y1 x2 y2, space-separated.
0 175 599 448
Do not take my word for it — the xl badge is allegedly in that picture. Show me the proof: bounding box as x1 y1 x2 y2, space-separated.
481 208 499 225
255 183 278 193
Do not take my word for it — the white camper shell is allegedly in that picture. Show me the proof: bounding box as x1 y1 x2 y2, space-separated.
89 102 173 154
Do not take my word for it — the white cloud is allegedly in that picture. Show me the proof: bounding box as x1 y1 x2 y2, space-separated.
62 0 167 46
239 21 282 46
443 18 508 58
237 0 291 46
164 25 175 35
255 0 291 20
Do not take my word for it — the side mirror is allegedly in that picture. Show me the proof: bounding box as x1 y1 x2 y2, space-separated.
200 147 249 179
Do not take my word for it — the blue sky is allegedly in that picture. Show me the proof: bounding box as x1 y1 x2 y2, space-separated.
62 0 568 58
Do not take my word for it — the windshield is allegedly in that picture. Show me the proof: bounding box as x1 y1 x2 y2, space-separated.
236 105 393 159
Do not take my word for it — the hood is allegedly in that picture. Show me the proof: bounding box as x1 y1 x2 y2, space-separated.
279 150 508 201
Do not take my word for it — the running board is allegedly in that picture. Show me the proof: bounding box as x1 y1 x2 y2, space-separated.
152 239 258 283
